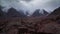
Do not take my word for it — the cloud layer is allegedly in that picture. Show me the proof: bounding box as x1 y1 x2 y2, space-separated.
0 0 60 14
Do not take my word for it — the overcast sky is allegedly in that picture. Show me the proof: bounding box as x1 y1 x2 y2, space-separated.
0 0 60 14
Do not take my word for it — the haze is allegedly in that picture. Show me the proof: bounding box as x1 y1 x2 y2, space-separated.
0 0 60 14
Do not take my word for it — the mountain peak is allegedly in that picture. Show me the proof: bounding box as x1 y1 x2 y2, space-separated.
31 9 43 17
7 7 21 17
49 7 60 16
42 9 49 15
7 7 27 17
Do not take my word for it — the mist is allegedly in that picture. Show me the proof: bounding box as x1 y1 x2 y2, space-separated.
0 0 60 14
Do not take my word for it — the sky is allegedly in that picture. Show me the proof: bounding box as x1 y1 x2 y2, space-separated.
0 0 60 14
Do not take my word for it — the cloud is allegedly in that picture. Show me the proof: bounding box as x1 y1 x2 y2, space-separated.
0 0 60 14
22 0 32 2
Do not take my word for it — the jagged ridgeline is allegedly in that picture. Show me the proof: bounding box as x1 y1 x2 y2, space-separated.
49 7 60 16
0 7 49 18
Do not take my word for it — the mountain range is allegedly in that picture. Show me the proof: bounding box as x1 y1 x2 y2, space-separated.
0 5 60 34
0 5 60 19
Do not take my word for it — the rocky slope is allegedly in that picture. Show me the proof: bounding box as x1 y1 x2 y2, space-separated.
0 7 60 34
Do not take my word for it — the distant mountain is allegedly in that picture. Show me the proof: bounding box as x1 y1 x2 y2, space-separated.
42 9 49 15
0 6 7 19
25 11 30 16
31 9 49 17
7 8 26 17
48 7 60 24
49 7 60 16
7 8 20 17
0 7 4 17
31 9 43 17
19 10 27 17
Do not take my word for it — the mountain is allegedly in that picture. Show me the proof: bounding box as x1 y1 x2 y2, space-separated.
19 10 27 18
7 8 26 18
49 7 60 16
0 6 7 19
31 9 43 17
42 9 49 15
25 11 29 16
0 7 4 17
48 7 60 24
31 9 49 17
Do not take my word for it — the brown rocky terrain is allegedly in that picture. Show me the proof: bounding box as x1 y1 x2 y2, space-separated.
0 16 60 34
0 7 60 34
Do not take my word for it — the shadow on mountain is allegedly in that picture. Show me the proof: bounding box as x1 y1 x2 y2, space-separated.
7 7 26 18
49 7 60 16
31 9 49 17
